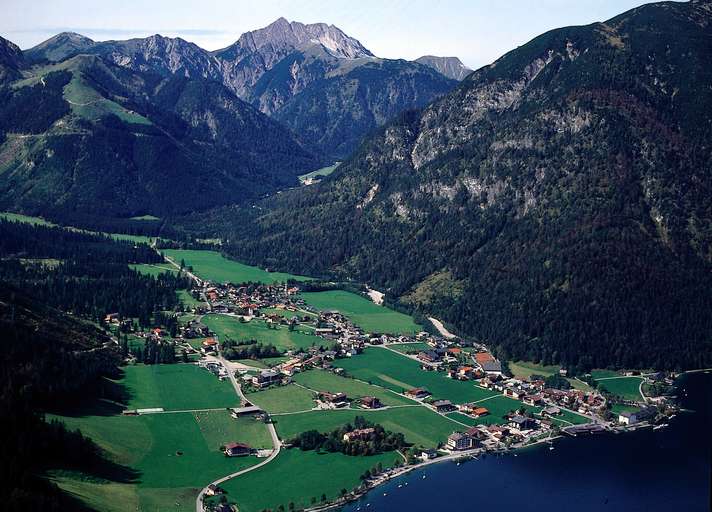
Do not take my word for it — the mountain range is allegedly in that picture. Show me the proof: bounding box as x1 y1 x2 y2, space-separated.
19 19 459 160
212 0 712 371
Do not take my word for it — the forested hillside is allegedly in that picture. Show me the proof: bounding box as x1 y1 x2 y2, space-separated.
0 49 319 218
210 1 712 371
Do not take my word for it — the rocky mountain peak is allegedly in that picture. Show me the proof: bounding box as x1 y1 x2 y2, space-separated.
224 17 374 60
415 55 472 80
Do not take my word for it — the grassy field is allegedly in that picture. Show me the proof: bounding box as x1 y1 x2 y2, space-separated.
178 290 203 308
388 342 433 354
300 290 421 334
446 395 543 426
1 211 160 244
0 211 55 226
223 449 397 512
163 249 311 284
337 348 500 404
261 307 316 319
248 385 316 413
64 74 152 125
203 314 326 352
596 376 643 401
129 263 179 277
298 162 340 183
292 369 414 406
590 369 621 380
122 364 239 411
273 406 457 448
509 361 592 391
610 403 639 415
51 408 261 511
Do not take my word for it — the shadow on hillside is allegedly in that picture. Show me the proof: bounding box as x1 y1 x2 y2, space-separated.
46 371 132 418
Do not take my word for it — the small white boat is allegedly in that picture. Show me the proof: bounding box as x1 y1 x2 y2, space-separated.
549 446 555 451
398 484 402 488
422 475 426 479
404 482 408 486
383 492 388 496
456 462 461 466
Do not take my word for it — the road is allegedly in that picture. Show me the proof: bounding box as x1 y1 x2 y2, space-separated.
194 352 281 512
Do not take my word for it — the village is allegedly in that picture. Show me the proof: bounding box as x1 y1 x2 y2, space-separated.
111 275 678 472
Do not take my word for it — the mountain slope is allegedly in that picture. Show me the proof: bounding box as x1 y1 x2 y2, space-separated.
216 0 712 371
24 31 94 63
0 51 318 218
415 55 472 80
0 36 24 82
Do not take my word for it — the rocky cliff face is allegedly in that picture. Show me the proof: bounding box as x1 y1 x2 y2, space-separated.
415 55 472 80
218 1 712 370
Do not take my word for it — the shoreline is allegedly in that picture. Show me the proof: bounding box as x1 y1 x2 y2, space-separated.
302 434 565 512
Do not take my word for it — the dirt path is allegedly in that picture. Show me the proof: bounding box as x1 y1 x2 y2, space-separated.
428 317 457 339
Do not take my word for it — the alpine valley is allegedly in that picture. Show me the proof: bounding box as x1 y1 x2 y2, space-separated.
1 2 711 512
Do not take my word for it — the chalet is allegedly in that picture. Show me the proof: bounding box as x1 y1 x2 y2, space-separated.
447 432 473 451
523 394 543 406
360 396 383 409
405 388 431 400
417 350 441 364
252 370 282 389
480 360 503 375
503 387 526 400
619 406 657 425
201 338 218 354
319 391 349 408
419 448 438 461
205 484 223 496
104 313 120 324
542 406 562 416
447 347 462 356
343 428 375 443
457 366 476 380
224 442 251 457
471 407 489 418
508 415 536 431
431 399 456 413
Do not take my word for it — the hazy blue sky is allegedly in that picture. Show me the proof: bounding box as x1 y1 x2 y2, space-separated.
3 0 659 68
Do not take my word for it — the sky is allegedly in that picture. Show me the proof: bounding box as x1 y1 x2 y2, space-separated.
2 0 659 69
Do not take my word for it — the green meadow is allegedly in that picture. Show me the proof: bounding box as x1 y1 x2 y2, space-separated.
0 211 159 244
298 162 340 183
509 361 592 391
273 406 457 448
122 364 239 411
223 449 398 512
203 314 327 352
163 249 311 284
337 348 500 404
292 369 413 406
300 290 421 334
129 263 179 277
248 384 316 414
51 408 261 511
388 342 433 354
596 376 643 401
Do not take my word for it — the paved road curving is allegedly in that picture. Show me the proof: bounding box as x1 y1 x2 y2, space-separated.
195 354 281 512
